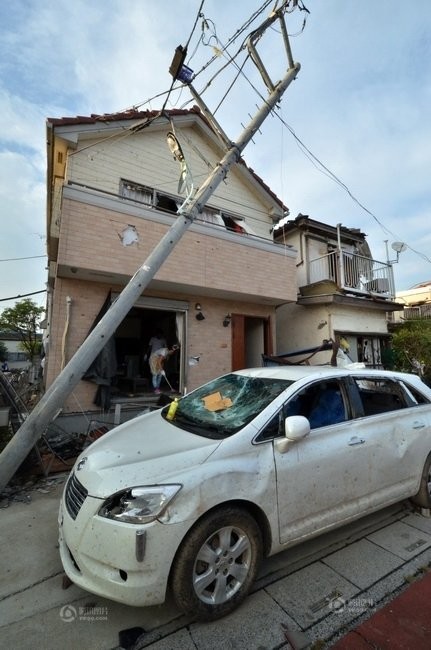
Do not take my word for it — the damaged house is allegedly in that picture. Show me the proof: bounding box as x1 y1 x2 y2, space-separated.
44 107 298 417
273 214 404 366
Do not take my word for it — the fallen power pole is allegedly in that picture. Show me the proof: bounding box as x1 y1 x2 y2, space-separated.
0 3 301 492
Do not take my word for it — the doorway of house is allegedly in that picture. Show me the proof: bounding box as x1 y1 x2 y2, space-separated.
231 314 272 371
113 303 186 396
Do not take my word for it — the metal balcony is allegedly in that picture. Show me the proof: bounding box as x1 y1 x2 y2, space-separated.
308 250 395 300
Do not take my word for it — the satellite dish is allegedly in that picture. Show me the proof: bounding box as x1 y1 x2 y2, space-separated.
391 241 407 253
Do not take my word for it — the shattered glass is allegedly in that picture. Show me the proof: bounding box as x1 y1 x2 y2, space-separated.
163 373 292 439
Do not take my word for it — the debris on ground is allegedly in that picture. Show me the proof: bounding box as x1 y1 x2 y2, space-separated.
0 473 69 508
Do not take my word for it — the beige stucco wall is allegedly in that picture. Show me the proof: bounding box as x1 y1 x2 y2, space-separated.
276 302 390 365
57 195 296 303
46 278 276 413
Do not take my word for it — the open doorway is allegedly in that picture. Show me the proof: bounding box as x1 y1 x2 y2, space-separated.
113 298 187 396
231 314 272 371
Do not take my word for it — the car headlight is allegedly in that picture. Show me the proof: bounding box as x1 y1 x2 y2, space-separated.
98 485 182 524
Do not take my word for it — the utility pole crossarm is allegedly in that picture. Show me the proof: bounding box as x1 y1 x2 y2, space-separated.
0 3 301 492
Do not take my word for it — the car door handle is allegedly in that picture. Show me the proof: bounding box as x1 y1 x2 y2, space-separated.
412 421 426 430
348 436 365 446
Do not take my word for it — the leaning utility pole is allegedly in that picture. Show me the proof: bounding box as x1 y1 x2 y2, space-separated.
0 2 301 492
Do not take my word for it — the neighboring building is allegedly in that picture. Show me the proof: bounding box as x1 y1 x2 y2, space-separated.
393 281 431 322
45 108 298 413
273 214 404 367
0 332 31 370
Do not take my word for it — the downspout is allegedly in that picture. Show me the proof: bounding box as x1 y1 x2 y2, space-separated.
61 297 72 370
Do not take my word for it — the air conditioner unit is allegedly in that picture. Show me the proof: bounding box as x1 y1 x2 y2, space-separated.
367 278 389 293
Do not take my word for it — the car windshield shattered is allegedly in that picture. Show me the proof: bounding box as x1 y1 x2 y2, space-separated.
162 373 292 439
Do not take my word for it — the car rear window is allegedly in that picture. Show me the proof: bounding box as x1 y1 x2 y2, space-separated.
401 381 431 405
353 377 409 415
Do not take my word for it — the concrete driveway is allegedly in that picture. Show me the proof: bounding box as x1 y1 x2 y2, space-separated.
1 473 431 650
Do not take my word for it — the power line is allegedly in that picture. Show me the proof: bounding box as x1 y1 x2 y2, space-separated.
0 290 46 303
0 255 46 262
274 114 431 264
54 2 430 268
195 13 431 267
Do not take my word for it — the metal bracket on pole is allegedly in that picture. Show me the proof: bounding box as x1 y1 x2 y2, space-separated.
186 1 299 149
0 4 301 492
246 3 296 92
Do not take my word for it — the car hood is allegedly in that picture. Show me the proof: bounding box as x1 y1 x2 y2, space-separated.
72 409 221 498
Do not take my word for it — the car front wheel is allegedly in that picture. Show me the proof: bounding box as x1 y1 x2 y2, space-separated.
412 454 431 508
170 506 263 621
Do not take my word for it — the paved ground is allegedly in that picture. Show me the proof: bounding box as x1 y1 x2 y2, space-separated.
1 473 431 650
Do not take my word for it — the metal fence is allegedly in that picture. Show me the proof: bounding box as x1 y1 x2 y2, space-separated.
403 305 431 320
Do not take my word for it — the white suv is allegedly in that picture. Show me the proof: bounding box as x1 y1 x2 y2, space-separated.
58 366 431 620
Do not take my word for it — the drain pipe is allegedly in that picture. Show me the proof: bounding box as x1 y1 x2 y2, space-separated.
61 297 72 371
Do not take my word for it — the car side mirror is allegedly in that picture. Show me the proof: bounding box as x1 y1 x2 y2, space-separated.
275 416 310 454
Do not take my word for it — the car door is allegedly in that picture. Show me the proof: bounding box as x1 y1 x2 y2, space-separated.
267 377 398 545
347 375 431 500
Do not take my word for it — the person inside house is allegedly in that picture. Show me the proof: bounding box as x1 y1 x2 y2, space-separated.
149 344 179 394
144 328 167 363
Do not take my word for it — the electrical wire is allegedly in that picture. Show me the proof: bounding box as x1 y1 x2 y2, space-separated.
69 2 207 154
0 255 46 262
0 290 46 302
66 2 284 155
273 115 431 264
133 0 205 135
58 1 430 268
192 5 431 267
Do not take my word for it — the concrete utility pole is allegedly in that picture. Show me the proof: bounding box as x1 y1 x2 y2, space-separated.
0 2 301 492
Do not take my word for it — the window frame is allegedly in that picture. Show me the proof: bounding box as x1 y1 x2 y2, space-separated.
349 375 415 417
255 377 351 442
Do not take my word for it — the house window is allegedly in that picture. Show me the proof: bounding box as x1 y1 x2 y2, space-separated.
353 377 408 415
120 179 181 214
357 336 382 368
155 193 179 213
7 352 28 362
120 180 153 205
119 180 254 234
197 207 225 227
220 213 256 235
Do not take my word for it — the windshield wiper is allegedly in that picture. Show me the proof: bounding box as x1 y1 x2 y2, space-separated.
171 412 225 438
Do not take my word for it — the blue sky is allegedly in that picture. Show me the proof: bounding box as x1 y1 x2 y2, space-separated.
1 0 430 314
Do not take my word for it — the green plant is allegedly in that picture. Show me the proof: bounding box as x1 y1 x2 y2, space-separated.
0 299 45 363
391 320 431 386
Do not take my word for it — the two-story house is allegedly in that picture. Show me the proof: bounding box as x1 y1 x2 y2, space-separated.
45 107 297 414
274 214 404 367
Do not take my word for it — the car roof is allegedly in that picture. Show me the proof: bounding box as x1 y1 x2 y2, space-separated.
234 365 421 384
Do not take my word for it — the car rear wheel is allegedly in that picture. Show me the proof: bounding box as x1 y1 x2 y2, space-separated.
412 454 431 508
170 507 263 621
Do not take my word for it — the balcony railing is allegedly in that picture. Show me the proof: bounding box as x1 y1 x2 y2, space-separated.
403 304 431 320
308 250 395 300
